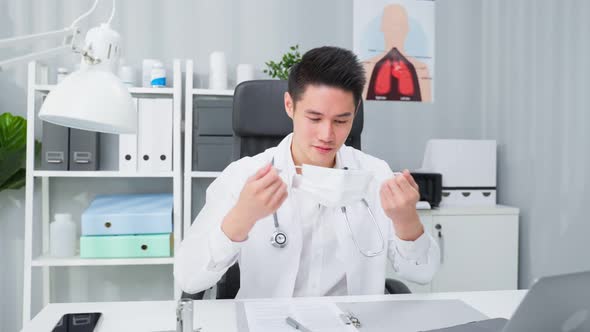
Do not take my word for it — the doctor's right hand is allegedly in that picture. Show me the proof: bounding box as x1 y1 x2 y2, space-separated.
221 163 288 242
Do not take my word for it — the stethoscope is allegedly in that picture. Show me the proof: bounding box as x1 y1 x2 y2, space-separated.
269 157 386 258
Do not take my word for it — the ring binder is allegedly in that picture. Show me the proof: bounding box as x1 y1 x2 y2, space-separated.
340 312 362 328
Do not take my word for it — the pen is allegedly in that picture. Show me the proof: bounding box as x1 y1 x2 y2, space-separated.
285 316 313 332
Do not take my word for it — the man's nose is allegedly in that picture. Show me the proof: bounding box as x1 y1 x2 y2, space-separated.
318 120 335 142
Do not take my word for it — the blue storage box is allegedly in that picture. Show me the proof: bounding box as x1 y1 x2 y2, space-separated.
81 193 173 236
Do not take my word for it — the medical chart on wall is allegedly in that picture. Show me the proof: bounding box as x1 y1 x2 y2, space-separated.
354 0 435 103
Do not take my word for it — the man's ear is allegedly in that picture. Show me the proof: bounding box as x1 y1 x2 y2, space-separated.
284 92 294 119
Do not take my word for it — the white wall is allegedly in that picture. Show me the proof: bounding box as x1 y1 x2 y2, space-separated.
480 0 590 288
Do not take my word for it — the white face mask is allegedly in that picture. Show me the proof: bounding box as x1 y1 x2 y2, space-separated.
292 164 374 208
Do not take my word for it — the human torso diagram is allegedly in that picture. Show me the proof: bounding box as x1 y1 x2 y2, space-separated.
366 47 422 101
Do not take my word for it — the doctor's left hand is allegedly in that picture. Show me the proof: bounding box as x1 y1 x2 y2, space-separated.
380 170 424 241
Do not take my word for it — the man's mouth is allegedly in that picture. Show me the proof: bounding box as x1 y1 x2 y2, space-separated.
313 145 333 153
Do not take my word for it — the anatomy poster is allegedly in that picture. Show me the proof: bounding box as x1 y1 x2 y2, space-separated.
354 0 435 103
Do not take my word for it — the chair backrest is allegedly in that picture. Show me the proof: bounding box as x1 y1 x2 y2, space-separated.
214 80 364 299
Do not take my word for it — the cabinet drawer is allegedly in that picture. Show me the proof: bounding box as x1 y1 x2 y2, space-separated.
81 193 173 236
193 97 233 136
80 234 172 258
193 136 233 171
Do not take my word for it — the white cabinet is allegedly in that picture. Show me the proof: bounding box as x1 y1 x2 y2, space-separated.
387 205 519 293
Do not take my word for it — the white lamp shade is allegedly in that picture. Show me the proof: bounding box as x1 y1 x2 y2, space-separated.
39 67 137 134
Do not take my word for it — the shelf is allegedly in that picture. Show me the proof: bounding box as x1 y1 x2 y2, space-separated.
32 255 174 267
34 85 174 96
192 88 234 96
33 170 175 178
191 171 222 178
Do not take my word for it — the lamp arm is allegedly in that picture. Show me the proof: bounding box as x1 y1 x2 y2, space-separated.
0 27 80 72
0 27 77 50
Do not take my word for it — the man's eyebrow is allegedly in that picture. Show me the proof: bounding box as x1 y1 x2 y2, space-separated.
304 110 353 118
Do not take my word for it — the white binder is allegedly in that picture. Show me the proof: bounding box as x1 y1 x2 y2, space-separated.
137 98 173 172
119 98 138 172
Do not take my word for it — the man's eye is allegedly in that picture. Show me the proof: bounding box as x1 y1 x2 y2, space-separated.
308 118 321 122
335 120 348 124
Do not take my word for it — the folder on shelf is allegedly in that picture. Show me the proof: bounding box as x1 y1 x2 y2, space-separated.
119 98 139 172
41 121 69 171
69 128 99 171
80 233 172 258
81 193 173 236
137 98 173 172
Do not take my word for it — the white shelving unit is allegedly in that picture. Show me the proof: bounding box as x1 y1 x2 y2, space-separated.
182 60 233 239
22 60 184 324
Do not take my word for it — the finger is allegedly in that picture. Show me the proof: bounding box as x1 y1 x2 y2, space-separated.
249 163 272 182
387 178 410 206
395 173 414 193
386 177 404 196
380 183 395 207
403 169 419 192
260 179 284 204
393 176 420 204
254 167 281 191
269 184 288 210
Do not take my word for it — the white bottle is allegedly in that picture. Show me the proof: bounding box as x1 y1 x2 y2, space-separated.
49 213 77 257
119 65 135 87
150 62 166 87
209 51 228 90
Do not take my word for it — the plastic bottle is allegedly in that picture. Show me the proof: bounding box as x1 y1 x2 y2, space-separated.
49 213 77 257
150 62 166 87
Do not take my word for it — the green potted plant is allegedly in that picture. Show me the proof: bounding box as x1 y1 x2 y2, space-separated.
0 112 39 192
263 45 302 80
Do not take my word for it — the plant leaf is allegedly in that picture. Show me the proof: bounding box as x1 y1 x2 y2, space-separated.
0 113 29 192
0 113 27 151
0 168 26 191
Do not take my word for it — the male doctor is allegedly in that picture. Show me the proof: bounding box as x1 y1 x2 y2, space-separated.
174 46 440 298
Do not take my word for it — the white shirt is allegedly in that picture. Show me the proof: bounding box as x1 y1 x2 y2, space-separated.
292 189 348 297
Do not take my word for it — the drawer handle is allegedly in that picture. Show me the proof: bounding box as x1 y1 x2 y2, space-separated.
442 192 450 197
461 192 471 197
435 224 444 264
104 222 112 228
141 244 148 251
482 192 491 197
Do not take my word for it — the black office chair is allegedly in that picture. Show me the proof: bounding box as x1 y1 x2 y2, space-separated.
183 80 409 300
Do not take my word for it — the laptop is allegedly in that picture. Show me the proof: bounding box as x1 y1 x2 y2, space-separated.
426 270 590 332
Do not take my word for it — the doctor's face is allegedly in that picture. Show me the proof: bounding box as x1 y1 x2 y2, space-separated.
285 84 356 168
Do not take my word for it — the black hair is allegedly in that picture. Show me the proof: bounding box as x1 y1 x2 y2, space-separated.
288 46 366 108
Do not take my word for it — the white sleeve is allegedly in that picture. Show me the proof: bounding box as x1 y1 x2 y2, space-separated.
173 164 247 294
371 158 441 285
387 230 440 285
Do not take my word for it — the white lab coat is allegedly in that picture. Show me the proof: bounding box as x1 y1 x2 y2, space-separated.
174 134 440 298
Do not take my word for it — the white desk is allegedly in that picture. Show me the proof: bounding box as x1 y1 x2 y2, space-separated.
22 290 527 332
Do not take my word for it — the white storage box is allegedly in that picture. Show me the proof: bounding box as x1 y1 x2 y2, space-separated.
421 139 497 207
440 189 496 207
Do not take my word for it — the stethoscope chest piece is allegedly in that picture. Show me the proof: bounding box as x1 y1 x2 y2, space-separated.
270 230 288 248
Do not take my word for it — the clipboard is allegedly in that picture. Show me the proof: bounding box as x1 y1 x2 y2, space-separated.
236 299 488 332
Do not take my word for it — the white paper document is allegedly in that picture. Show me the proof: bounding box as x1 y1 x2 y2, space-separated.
244 301 356 332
